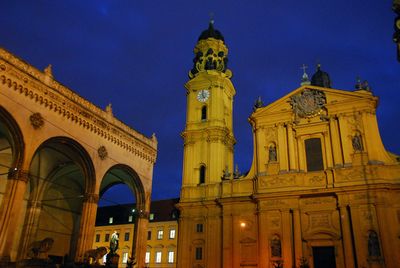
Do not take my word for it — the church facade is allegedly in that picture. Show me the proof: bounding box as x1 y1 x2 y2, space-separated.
0 48 157 266
177 23 400 268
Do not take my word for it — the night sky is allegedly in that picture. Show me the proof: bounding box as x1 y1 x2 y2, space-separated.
1 1 399 205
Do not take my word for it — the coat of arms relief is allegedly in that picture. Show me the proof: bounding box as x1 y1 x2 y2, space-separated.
290 89 327 122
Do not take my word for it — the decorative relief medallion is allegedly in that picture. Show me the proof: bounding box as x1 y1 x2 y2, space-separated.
97 146 108 160
309 175 325 185
29 112 44 129
290 88 326 119
266 176 295 187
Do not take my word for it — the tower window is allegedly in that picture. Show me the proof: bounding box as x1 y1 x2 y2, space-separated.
199 165 206 184
195 247 203 260
305 138 324 171
201 106 207 120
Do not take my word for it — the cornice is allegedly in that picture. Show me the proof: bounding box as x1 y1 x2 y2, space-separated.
0 48 157 164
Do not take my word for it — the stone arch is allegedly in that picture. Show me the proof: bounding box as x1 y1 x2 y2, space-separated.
19 136 96 260
100 164 145 210
0 106 25 171
99 164 147 265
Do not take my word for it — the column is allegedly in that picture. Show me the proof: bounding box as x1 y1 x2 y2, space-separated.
338 206 355 268
323 131 333 168
293 209 302 267
0 169 29 262
337 115 352 165
287 124 297 171
223 210 233 267
281 210 293 268
132 210 149 268
329 117 343 166
18 200 43 259
75 193 99 262
277 124 288 172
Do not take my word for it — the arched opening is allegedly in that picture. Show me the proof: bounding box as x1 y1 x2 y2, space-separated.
21 137 95 261
199 165 206 184
0 107 24 208
95 164 145 266
201 106 207 121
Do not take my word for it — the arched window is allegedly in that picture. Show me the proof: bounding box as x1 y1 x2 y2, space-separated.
199 165 206 184
201 106 207 121
305 138 324 171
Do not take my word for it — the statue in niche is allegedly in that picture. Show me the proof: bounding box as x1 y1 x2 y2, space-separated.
352 134 363 152
269 144 277 162
271 235 282 257
368 231 381 257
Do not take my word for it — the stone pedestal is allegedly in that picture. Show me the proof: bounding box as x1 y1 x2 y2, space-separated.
106 253 119 268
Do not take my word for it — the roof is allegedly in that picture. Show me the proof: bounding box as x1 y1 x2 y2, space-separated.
95 198 179 226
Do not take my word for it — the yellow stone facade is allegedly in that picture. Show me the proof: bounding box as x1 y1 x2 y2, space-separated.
177 24 400 268
0 47 157 266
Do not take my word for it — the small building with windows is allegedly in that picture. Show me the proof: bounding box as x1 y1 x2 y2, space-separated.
93 198 179 267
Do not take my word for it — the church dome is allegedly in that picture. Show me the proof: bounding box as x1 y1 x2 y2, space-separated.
311 64 332 88
198 21 225 42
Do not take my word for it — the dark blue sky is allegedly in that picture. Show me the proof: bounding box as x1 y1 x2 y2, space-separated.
1 1 399 205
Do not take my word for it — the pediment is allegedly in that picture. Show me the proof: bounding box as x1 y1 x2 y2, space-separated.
252 85 376 118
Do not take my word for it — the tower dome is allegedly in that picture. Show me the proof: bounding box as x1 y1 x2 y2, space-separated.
198 20 225 42
311 64 332 88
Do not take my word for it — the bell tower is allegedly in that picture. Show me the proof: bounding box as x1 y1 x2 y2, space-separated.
181 20 236 192
177 20 236 268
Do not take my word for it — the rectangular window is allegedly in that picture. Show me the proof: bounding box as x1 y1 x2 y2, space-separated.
195 247 202 260
147 231 152 240
105 233 110 242
149 213 154 220
124 232 130 241
109 217 113 224
95 234 100 242
305 138 324 171
169 229 176 239
196 223 203 233
122 252 128 263
168 251 174 263
156 251 162 263
157 230 163 240
145 252 150 264
128 215 133 222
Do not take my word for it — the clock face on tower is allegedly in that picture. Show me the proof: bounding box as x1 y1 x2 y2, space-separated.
197 89 210 102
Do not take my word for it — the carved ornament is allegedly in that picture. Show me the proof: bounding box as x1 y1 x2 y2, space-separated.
29 112 44 129
97 146 108 160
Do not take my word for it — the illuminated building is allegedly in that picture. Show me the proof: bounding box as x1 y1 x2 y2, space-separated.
177 22 400 268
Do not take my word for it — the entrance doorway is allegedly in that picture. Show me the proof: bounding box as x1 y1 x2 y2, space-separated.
313 246 336 268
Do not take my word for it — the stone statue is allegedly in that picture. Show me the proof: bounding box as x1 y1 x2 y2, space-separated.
269 145 277 162
352 134 363 152
84 247 107 264
27 237 54 259
368 231 381 257
109 230 119 255
271 235 281 257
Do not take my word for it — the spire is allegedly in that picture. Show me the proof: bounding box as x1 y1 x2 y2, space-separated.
300 64 311 86
311 63 332 88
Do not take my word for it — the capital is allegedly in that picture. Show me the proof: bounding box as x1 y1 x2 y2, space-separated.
83 193 99 203
8 168 29 183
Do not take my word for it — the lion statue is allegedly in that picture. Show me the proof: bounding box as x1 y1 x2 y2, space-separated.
84 247 107 264
27 237 54 259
